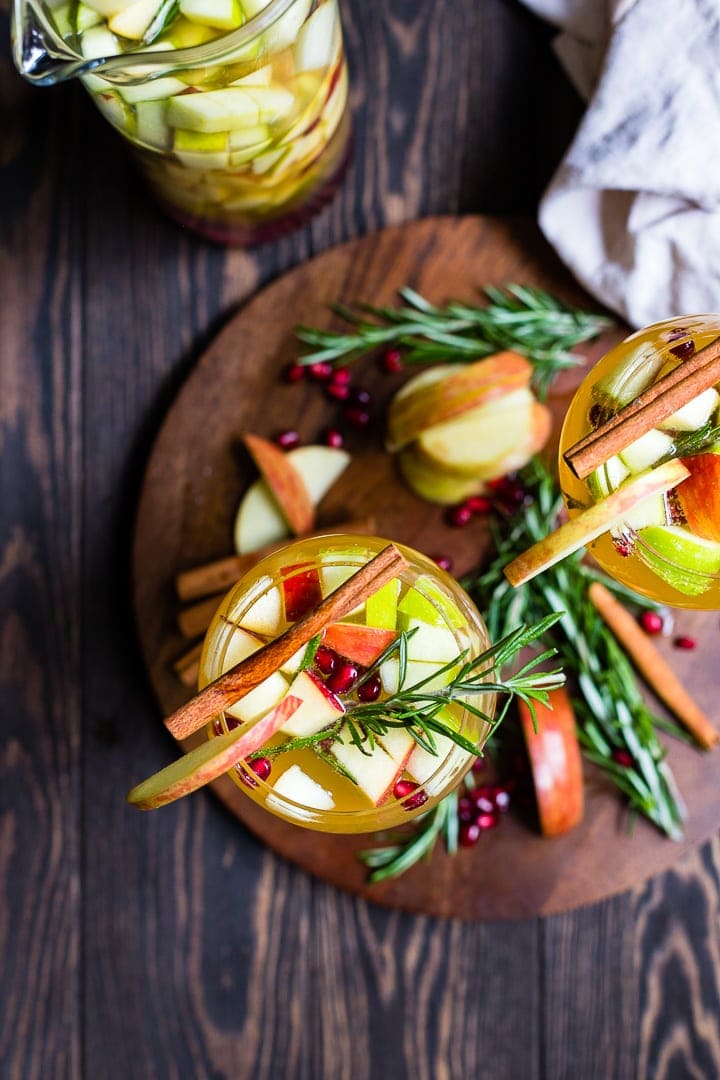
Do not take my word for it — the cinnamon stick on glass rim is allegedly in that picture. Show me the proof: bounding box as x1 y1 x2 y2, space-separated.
176 515 377 601
164 543 407 741
564 336 720 480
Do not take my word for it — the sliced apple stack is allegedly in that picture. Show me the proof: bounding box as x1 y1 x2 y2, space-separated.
385 354 552 505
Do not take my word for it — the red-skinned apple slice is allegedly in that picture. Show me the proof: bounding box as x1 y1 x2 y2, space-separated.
282 564 323 621
127 695 302 810
386 352 533 451
243 433 314 535
677 454 720 542
321 623 397 665
517 687 583 837
503 459 690 587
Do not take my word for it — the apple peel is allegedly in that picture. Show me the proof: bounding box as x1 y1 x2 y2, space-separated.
243 432 315 535
127 695 302 810
518 686 584 837
503 459 691 588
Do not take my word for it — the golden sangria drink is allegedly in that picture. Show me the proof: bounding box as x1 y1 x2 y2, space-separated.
13 0 350 242
199 536 494 833
559 317 720 608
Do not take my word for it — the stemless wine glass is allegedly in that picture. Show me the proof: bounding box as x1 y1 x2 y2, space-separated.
558 316 720 608
198 535 495 833
12 0 351 243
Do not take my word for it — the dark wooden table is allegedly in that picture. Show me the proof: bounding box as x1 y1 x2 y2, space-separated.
3 2 720 1077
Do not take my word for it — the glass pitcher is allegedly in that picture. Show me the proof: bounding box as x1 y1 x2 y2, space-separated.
12 0 351 243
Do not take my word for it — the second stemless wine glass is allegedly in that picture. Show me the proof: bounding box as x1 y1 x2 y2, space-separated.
12 0 351 243
199 535 495 833
558 316 720 608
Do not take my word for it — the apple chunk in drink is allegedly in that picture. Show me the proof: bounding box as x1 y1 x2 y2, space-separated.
198 535 494 833
558 316 720 608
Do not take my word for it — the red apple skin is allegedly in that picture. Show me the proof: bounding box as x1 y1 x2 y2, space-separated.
321 623 397 666
243 433 314 535
678 454 720 542
282 565 323 621
518 687 584 837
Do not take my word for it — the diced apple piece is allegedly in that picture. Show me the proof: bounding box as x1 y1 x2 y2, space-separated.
280 669 345 737
221 625 263 670
619 428 673 473
136 100 170 147
228 123 270 148
269 764 334 810
403 620 459 664
227 670 289 723
637 525 720 597
331 734 400 804
504 459 691 587
127 695 302 809
397 584 444 627
118 77 186 104
80 23 119 59
166 15 216 44
659 387 720 432
76 2 102 28
234 445 350 554
83 0 134 18
294 0 340 72
280 642 310 675
415 387 536 475
588 454 630 499
261 0 311 52
179 0 242 29
174 129 229 170
231 64 273 87
246 85 295 121
322 623 396 665
379 657 456 695
386 353 532 452
167 88 259 133
376 727 415 767
365 578 400 630
592 341 664 410
616 493 667 532
406 731 456 796
243 433 314 535
282 565 322 622
518 687 584 837
677 454 720 542
251 146 290 176
94 91 135 132
239 585 282 635
109 0 161 39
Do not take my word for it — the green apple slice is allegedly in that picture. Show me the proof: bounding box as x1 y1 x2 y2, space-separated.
658 387 720 433
365 578 400 630
179 0 243 29
618 428 673 473
167 87 260 132
397 584 444 628
135 99 170 147
591 341 665 411
294 0 340 72
166 15 216 44
588 454 629 499
109 0 161 40
127 694 302 809
118 76 186 103
504 459 691 587
637 525 720 596
231 64 273 87
173 128 230 168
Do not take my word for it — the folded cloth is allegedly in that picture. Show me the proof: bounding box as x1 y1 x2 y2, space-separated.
520 0 720 328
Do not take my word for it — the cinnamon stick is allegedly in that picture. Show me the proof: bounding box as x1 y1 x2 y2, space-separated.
173 642 203 688
176 515 377 601
164 543 407 741
588 581 719 749
564 336 720 480
178 596 222 640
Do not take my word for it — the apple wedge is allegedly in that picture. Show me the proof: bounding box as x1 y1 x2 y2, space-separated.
234 444 350 554
503 459 691 587
676 454 720 542
321 623 397 665
517 686 583 837
397 445 487 505
243 433 314 536
386 352 533 451
127 695 302 809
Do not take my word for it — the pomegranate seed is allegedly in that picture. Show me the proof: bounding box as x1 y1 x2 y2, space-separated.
471 756 486 773
249 757 271 782
381 348 404 373
323 428 344 449
447 504 473 527
471 786 495 814
315 645 337 675
613 538 632 557
675 635 697 650
326 659 360 693
459 822 481 847
275 429 300 450
357 674 382 702
404 789 428 810
476 811 499 830
494 788 511 812
330 367 352 385
458 796 475 823
344 406 370 427
238 767 257 788
670 339 695 359
466 495 491 515
226 716 242 731
393 779 427 811
284 362 306 383
640 610 664 635
612 748 634 768
487 476 509 490
307 361 334 381
327 381 351 401
432 554 453 572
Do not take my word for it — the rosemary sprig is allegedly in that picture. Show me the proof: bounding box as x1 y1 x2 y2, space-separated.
295 284 611 399
467 458 686 840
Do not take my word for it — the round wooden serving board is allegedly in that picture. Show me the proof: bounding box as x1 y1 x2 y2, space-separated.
133 215 720 920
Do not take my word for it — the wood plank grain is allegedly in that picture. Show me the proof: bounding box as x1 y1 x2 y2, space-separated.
0 38 84 1079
